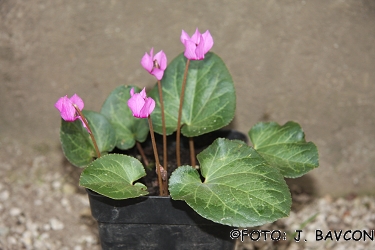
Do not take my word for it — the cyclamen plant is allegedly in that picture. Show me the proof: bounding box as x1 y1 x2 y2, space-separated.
55 28 319 227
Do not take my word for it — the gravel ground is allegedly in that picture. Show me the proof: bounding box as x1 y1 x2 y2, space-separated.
0 139 374 249
235 194 375 250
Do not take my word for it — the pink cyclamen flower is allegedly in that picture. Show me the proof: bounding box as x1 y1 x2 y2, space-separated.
180 28 214 60
54 94 90 132
141 48 167 80
127 88 155 118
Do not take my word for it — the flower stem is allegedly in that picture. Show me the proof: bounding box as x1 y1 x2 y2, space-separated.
157 80 168 172
136 142 149 166
148 116 167 196
189 137 196 167
176 59 190 166
73 105 101 158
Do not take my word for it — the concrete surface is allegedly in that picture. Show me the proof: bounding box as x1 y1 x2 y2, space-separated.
1 0 375 196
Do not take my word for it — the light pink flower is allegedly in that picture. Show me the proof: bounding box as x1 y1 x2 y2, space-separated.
141 48 167 80
180 28 214 60
54 94 89 132
127 88 155 118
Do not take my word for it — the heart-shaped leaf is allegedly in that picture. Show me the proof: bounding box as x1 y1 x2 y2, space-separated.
149 52 236 137
101 85 149 150
60 110 116 167
169 138 291 227
79 154 148 199
249 121 319 178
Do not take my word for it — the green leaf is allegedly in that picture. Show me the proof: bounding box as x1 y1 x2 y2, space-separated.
60 110 116 167
150 52 236 137
101 85 149 150
79 154 148 199
169 138 291 227
249 121 319 178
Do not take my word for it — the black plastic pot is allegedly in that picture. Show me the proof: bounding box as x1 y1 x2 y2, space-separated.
86 130 246 249
87 189 235 250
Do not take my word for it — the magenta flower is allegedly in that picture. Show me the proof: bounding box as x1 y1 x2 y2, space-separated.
180 28 214 60
54 94 90 132
127 88 155 118
141 48 167 80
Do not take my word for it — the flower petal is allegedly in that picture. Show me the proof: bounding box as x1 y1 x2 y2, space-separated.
194 34 205 60
151 68 164 81
191 28 201 44
202 30 214 54
180 30 191 44
54 95 67 112
55 95 77 121
70 94 84 110
141 52 153 73
183 40 198 60
139 87 147 99
181 28 213 60
154 50 167 71
127 93 145 118
139 97 155 117
127 88 155 118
